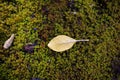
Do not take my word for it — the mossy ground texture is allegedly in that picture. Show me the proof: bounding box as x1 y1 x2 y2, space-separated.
0 0 120 80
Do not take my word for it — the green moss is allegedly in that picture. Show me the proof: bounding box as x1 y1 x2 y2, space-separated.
0 0 120 80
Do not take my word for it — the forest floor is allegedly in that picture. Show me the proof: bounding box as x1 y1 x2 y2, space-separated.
0 0 120 80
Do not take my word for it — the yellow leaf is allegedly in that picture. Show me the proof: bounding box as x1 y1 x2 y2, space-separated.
48 35 89 52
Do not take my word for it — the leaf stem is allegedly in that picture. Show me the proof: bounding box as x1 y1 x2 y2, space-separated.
76 39 89 42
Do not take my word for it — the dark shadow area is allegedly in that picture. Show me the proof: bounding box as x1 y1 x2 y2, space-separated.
111 57 120 80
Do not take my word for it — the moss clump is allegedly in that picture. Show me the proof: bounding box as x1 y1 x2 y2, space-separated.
0 0 120 80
